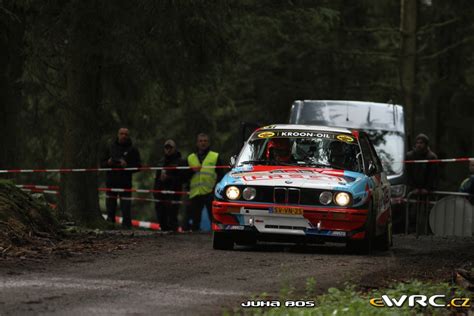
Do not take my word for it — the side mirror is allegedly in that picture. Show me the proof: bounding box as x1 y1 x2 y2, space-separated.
368 161 377 175
229 155 237 167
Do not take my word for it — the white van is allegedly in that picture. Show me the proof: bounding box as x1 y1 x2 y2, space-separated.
289 100 406 204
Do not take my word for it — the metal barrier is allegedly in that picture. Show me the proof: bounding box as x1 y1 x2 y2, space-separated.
405 190 473 236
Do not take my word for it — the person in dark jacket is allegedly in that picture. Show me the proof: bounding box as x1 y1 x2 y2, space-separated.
406 133 438 193
100 128 141 228
154 139 186 231
405 133 438 234
459 160 474 203
185 133 225 231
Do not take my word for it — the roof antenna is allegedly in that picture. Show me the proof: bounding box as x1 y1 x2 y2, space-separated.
366 106 371 125
387 99 396 125
346 104 349 121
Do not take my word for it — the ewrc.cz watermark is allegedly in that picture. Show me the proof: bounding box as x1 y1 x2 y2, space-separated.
369 295 471 308
241 300 315 308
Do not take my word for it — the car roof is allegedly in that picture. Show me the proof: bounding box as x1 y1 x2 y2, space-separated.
259 124 353 134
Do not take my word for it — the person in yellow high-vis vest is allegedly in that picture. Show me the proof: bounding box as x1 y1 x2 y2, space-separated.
185 133 224 231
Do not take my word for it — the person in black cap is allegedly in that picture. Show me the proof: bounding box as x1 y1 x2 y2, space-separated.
154 139 186 231
405 133 438 234
100 127 141 228
406 133 439 193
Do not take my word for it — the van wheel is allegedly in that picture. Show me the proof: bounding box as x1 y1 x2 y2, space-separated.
347 202 375 254
213 232 234 250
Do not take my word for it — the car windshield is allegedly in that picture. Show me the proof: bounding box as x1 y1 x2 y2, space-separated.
364 130 404 176
237 131 363 172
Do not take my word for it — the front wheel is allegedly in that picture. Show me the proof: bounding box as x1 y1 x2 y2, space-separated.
347 202 375 254
212 231 234 250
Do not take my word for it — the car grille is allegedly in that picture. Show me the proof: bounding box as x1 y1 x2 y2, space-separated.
273 187 300 204
228 185 332 206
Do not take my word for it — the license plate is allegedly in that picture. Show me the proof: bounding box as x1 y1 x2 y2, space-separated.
273 207 303 215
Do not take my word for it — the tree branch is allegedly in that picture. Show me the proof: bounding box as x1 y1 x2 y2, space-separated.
417 17 460 35
420 36 474 60
342 27 398 33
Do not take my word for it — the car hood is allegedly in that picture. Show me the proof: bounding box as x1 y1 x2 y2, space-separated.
227 165 363 190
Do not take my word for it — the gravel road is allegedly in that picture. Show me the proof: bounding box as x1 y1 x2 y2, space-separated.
0 233 473 315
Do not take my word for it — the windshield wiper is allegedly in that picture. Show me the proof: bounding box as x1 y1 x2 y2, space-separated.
239 160 271 165
298 161 345 170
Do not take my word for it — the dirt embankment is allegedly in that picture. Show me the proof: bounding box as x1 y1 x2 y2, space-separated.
0 180 152 261
0 180 60 254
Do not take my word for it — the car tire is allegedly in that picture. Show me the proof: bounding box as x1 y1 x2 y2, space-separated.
212 231 234 250
376 220 393 251
347 201 375 254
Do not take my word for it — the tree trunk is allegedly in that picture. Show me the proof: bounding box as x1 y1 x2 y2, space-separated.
400 0 417 137
60 1 105 227
0 7 24 173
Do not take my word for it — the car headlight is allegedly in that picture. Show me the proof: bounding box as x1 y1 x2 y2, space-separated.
390 184 406 198
225 186 240 200
242 187 256 200
319 191 333 205
334 192 351 206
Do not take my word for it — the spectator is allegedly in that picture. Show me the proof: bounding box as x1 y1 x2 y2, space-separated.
406 133 438 193
459 159 474 202
100 127 141 228
154 139 186 231
405 133 438 234
185 133 225 231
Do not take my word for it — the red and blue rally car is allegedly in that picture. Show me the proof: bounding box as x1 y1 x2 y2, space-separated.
212 124 392 252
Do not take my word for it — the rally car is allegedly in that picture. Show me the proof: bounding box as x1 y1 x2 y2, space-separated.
212 124 392 253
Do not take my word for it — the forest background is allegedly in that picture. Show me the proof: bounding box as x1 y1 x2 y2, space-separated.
1 0 473 225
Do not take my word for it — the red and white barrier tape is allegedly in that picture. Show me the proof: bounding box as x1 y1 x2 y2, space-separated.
16 184 60 190
101 215 161 230
21 188 60 195
19 187 187 204
17 185 189 195
404 157 474 164
105 195 186 205
98 187 189 195
2 158 474 174
0 165 229 174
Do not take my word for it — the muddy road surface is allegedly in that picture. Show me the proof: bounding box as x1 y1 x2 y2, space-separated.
0 233 473 315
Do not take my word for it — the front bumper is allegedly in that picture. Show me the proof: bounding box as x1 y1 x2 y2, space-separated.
212 200 369 243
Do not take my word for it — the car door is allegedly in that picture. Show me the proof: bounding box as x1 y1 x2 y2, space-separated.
359 133 388 232
365 133 391 230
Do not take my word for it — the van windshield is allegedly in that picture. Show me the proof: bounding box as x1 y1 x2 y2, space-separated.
364 130 404 176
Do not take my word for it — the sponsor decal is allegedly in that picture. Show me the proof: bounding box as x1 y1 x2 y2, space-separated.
278 131 334 138
369 295 471 309
253 130 336 139
336 134 355 143
241 172 346 182
257 131 275 138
